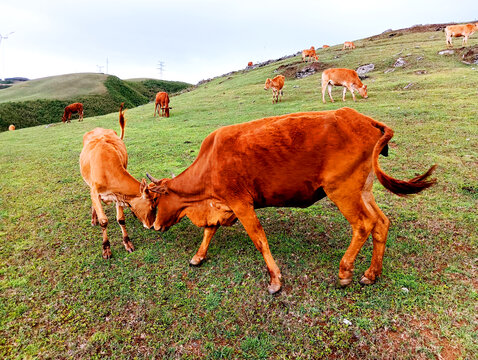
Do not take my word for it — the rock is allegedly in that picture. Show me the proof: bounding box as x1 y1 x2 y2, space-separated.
356 64 375 76
403 83 414 89
343 319 352 326
401 287 409 293
414 70 427 75
394 57 407 67
438 49 455 55
384 68 395 74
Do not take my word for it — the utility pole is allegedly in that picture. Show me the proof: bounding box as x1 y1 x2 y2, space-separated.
157 60 165 79
0 31 14 80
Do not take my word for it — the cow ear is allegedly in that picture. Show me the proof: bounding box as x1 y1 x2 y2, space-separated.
140 178 152 198
150 184 169 195
364 85 367 89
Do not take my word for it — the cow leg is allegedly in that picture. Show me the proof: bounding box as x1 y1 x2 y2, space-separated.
116 203 134 253
232 204 282 294
90 189 111 259
349 86 356 101
154 103 158 117
279 89 283 102
321 82 328 103
463 36 468 46
190 225 219 266
327 84 334 102
342 87 347 101
324 186 376 286
91 205 98 226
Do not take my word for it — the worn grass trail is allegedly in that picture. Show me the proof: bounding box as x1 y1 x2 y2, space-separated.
0 30 477 359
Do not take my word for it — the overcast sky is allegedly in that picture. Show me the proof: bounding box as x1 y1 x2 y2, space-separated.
1 0 477 84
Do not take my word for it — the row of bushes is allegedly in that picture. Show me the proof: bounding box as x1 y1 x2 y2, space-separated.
0 76 191 131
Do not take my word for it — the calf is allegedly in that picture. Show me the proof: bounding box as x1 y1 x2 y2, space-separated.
146 108 436 294
264 75 285 104
8 124 15 131
62 102 84 123
154 92 171 117
445 23 478 47
248 61 253 67
321 68 368 103
302 46 318 62
80 103 157 258
342 41 356 50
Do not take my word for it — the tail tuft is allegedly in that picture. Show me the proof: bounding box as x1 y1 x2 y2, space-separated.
119 102 126 140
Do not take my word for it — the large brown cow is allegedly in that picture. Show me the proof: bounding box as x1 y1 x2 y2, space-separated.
321 68 368 103
342 41 356 50
146 108 436 294
8 124 15 131
154 92 171 118
264 75 285 104
302 46 319 62
62 102 84 123
445 23 478 47
80 103 158 258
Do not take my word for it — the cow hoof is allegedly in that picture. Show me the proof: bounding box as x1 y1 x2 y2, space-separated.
189 257 205 267
102 249 112 259
359 276 375 286
267 283 282 295
338 278 353 287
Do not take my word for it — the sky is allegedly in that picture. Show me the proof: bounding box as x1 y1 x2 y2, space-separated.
0 0 477 84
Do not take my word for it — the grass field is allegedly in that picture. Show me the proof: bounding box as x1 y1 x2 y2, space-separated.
0 29 477 359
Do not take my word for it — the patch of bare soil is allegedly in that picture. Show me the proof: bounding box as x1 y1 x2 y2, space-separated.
367 22 458 41
460 45 478 64
277 61 331 79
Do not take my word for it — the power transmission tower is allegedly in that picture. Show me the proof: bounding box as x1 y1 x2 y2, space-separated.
0 31 14 80
157 61 165 79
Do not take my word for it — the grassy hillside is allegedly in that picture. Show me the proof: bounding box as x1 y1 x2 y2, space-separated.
0 28 477 359
0 74 191 131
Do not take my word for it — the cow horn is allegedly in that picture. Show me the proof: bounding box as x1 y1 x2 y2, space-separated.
146 173 160 184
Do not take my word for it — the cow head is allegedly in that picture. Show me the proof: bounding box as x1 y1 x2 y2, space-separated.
127 179 158 229
264 78 271 90
146 173 181 232
358 84 368 99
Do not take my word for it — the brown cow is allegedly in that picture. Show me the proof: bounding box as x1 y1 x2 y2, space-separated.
321 68 368 103
342 41 356 50
264 75 285 104
80 103 158 259
302 46 319 62
154 92 171 118
8 124 15 131
248 61 253 67
322 45 330 49
62 102 84 123
445 23 478 47
146 108 436 294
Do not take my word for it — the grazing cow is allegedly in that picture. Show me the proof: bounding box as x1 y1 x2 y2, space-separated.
445 23 478 47
8 124 15 131
80 103 158 259
154 92 171 118
248 61 253 67
146 107 436 294
322 45 330 49
302 46 319 62
342 41 356 50
321 68 368 103
62 102 84 123
264 75 285 104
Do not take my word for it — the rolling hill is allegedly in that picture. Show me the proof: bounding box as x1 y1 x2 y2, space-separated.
0 73 191 131
0 24 476 359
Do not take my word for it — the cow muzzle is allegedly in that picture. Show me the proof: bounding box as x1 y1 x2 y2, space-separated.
154 223 169 232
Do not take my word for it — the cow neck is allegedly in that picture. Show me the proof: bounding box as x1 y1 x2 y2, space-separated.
166 170 209 206
116 173 142 200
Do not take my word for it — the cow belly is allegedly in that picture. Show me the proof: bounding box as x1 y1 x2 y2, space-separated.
254 186 327 209
100 193 127 207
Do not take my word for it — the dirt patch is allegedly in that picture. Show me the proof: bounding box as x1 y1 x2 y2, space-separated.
367 22 456 41
277 61 331 79
460 45 478 64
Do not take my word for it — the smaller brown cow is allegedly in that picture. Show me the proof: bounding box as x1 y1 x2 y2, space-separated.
322 68 368 103
322 45 330 49
302 46 319 62
445 23 478 47
342 41 356 50
80 103 158 258
154 92 171 118
248 61 253 67
62 102 84 123
264 75 285 104
8 124 15 131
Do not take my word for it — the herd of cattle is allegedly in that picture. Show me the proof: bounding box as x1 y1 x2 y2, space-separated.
16 23 478 293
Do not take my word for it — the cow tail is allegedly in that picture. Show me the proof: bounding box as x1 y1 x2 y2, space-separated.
371 121 437 197
119 102 126 140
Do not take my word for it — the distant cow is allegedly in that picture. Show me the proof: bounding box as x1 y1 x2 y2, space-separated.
322 68 368 103
80 103 157 259
248 61 253 67
322 45 330 49
8 124 15 131
445 23 478 47
302 46 319 62
342 41 356 50
154 92 171 118
145 107 436 294
62 102 84 123
264 75 285 104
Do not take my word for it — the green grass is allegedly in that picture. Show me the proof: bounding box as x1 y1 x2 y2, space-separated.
0 29 477 359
